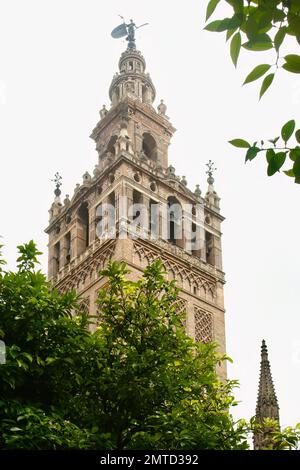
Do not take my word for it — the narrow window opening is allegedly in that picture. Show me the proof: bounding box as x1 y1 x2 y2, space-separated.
65 232 71 264
142 133 157 161
78 202 89 253
54 241 60 275
205 231 214 265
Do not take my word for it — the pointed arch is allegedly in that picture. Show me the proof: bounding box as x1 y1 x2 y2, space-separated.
142 133 157 161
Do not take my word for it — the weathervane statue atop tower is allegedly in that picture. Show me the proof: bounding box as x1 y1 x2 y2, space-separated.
111 16 149 49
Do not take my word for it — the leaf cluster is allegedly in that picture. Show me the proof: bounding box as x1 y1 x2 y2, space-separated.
229 119 300 182
205 1 300 97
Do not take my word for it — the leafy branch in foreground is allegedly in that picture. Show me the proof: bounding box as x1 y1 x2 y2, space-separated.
253 418 300 450
204 1 300 183
205 0 300 97
271 423 300 450
229 119 300 182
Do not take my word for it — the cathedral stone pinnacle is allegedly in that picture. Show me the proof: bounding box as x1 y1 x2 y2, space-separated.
194 184 202 199
181 176 187 186
253 340 280 450
204 161 220 211
64 195 70 206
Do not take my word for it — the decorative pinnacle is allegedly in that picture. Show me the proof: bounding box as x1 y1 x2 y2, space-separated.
253 339 280 449
260 339 270 365
194 184 202 198
51 172 62 197
206 160 217 185
256 339 279 416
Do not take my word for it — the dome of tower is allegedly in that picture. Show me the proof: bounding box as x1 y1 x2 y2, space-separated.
109 47 156 106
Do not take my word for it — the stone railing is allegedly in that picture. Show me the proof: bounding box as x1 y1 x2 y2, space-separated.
52 220 224 285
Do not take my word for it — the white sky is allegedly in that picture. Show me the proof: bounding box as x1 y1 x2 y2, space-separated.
0 0 299 429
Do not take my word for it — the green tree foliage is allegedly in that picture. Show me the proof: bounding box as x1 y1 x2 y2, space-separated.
271 423 300 450
1 242 299 449
0 242 106 449
0 242 250 449
91 261 248 449
205 0 300 183
253 418 300 450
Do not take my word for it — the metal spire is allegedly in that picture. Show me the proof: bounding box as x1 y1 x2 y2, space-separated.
51 172 62 198
206 160 217 185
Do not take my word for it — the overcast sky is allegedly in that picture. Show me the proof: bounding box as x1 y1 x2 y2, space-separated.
0 0 299 429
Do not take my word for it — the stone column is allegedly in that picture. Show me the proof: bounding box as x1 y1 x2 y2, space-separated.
59 234 68 268
160 201 168 241
213 236 223 270
73 216 87 258
176 205 184 250
149 200 160 240
125 184 133 223
185 301 194 339
183 206 192 254
141 193 150 237
48 242 56 279
116 183 127 238
134 124 143 155
89 205 96 244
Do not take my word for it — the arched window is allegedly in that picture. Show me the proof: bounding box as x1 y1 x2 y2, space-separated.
107 191 116 237
65 232 71 264
78 202 89 253
95 203 103 239
132 190 142 222
142 133 157 161
191 222 201 258
95 194 115 240
205 231 214 265
167 196 183 248
108 191 115 208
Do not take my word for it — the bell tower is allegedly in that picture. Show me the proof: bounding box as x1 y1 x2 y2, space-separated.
45 26 227 377
91 45 172 176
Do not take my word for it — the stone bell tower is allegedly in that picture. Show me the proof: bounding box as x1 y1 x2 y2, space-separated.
45 26 227 377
